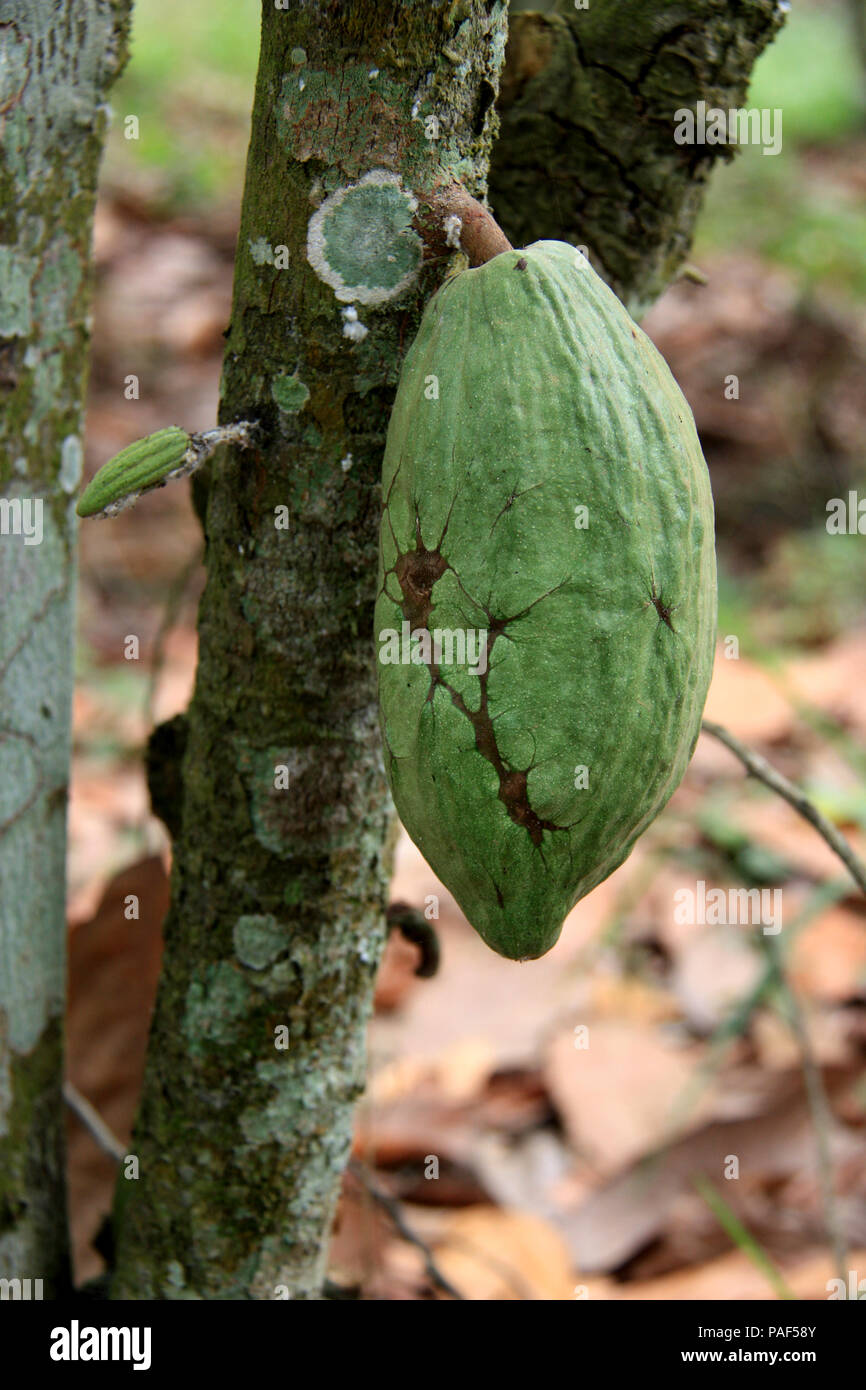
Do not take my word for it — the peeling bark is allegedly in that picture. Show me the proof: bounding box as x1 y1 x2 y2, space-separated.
110 0 508 1302
0 0 131 1299
489 0 787 314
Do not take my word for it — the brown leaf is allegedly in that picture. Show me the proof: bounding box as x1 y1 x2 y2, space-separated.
561 1073 865 1274
545 1019 711 1178
423 1206 578 1300
66 855 168 1284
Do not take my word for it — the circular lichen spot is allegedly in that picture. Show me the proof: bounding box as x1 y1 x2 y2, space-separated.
271 375 310 413
290 46 307 65
306 170 422 306
234 914 288 971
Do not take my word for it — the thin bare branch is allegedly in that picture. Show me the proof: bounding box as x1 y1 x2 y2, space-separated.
701 720 866 898
63 1081 126 1164
349 1159 464 1300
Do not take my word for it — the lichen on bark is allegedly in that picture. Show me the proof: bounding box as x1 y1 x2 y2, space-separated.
110 0 508 1301
0 0 131 1298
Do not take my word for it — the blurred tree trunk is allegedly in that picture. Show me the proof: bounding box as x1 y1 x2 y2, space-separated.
0 0 131 1299
110 0 508 1302
490 0 787 314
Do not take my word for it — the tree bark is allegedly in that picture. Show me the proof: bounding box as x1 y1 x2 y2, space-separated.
489 0 787 314
110 0 509 1301
0 0 131 1299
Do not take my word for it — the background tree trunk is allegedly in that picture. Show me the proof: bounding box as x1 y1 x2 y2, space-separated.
110 0 509 1302
490 0 787 314
0 0 131 1299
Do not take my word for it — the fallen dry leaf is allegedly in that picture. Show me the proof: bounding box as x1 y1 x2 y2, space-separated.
670 925 765 1032
423 1206 578 1300
561 1074 865 1274
704 650 794 744
606 1245 866 1301
545 1019 711 1178
67 855 168 1284
789 906 866 1003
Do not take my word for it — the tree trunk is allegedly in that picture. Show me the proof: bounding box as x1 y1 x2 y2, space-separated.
0 0 131 1299
489 0 787 314
110 0 509 1302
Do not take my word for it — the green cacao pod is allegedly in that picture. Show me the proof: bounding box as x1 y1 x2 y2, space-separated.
76 426 191 518
375 240 716 961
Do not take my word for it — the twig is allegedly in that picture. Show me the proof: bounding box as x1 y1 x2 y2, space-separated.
762 935 850 1285
63 1080 126 1163
348 1159 464 1300
701 720 855 1283
701 720 866 897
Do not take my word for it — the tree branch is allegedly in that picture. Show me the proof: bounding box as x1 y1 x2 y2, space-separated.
489 0 788 314
701 721 866 898
348 1160 463 1300
63 1081 126 1165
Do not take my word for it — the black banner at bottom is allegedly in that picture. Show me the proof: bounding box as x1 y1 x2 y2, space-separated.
1 1293 859 1376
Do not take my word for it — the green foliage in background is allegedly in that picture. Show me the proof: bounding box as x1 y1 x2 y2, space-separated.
698 1 866 298
103 0 259 207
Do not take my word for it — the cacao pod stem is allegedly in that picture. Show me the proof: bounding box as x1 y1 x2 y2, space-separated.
417 182 513 268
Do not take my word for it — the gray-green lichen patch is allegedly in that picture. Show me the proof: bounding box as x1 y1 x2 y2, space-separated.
236 743 340 858
306 171 421 306
233 914 288 971
239 1056 355 1161
0 248 33 336
183 962 254 1058
161 1260 202 1300
239 1059 299 1147
271 375 310 413
249 237 280 266
23 348 64 444
277 64 427 178
33 240 82 336
0 22 30 115
59 435 83 493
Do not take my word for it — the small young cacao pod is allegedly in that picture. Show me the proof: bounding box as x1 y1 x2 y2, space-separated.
376 240 717 960
76 426 192 518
